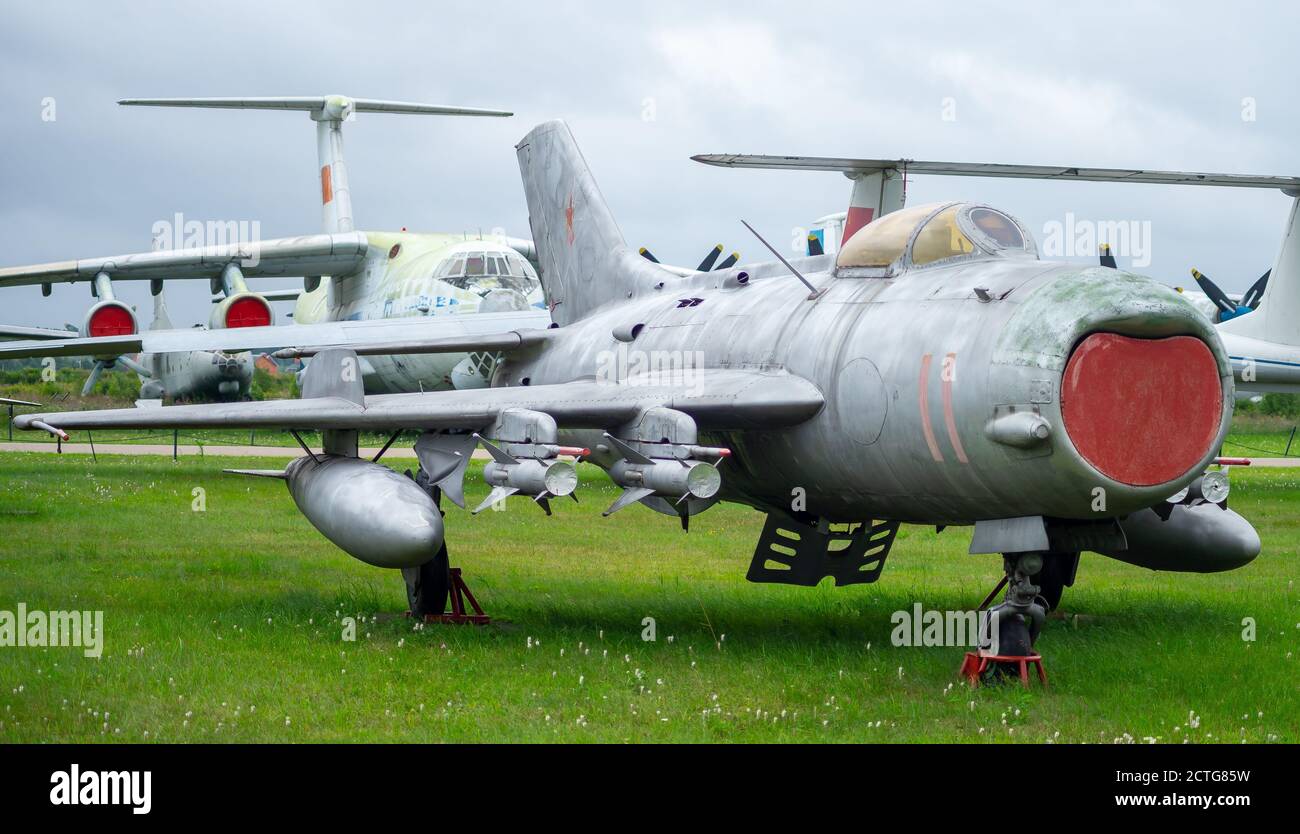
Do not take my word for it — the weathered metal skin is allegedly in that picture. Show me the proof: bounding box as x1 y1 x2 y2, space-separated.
284 455 443 568
499 256 1231 525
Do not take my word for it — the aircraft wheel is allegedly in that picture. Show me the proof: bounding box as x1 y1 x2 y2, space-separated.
980 613 1036 684
1031 551 1079 611
402 544 450 617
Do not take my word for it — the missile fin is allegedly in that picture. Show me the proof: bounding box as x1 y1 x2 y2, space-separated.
603 432 655 465
473 485 518 514
414 431 477 509
474 433 519 466
603 486 655 517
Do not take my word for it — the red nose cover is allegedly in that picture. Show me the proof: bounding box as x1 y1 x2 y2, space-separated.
87 304 135 337
1061 333 1222 486
225 296 272 328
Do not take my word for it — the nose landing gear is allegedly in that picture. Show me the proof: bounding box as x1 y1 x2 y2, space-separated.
960 552 1049 688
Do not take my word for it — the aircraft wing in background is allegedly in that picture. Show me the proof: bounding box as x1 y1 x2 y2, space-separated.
0 232 368 290
0 309 553 360
0 324 77 341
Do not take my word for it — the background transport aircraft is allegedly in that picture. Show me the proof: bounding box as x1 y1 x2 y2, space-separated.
0 95 552 396
12 122 1266 659
709 155 1300 397
132 291 255 401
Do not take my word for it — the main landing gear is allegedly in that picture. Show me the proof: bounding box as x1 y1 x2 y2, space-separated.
401 469 491 625
960 552 1049 688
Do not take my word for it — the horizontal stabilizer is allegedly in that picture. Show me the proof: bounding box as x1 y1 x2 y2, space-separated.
692 154 1300 190
120 96 512 118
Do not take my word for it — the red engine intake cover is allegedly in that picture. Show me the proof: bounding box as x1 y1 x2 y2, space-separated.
225 296 272 328
1061 332 1222 487
87 303 135 337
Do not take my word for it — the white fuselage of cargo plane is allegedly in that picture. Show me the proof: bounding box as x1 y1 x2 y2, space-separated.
290 230 546 394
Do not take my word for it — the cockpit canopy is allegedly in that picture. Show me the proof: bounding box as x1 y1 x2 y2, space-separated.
835 202 1038 278
433 247 539 294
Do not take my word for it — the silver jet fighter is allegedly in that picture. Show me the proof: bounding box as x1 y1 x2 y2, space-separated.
14 122 1263 649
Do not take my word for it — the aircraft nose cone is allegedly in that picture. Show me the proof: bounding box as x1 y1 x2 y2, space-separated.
989 267 1233 516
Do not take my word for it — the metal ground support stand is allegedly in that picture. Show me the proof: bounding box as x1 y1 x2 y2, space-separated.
405 467 491 626
416 568 490 626
959 652 1047 688
959 552 1049 688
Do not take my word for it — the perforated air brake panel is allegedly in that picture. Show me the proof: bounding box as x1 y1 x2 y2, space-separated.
746 513 899 587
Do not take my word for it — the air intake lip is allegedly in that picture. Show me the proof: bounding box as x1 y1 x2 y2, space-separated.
1061 332 1222 487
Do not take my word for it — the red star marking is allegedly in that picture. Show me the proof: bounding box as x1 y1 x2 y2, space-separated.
564 194 575 246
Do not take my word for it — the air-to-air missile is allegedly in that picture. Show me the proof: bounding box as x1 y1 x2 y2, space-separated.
18 120 1289 664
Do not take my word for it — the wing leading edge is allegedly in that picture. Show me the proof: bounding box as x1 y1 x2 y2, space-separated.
15 368 824 434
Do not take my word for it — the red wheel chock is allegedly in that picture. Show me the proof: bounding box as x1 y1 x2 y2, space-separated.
960 652 1048 688
412 568 491 625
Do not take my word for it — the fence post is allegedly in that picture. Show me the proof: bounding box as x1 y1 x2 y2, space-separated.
173 429 178 461
1287 426 1297 457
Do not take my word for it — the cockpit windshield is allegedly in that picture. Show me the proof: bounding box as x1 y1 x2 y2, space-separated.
835 202 1037 277
434 249 539 293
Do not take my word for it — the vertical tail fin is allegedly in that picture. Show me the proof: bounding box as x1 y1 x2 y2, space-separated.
151 289 173 331
1220 194 1300 345
515 121 670 326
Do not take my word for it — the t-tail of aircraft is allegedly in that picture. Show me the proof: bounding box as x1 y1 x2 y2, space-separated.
515 120 673 326
119 96 514 234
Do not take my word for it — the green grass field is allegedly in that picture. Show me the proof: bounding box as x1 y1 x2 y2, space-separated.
0 452 1297 743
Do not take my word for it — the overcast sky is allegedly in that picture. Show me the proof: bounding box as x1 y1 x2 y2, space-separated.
1 0 1296 328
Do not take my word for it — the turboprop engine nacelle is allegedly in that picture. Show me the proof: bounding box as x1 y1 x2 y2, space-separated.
284 455 443 568
209 292 274 330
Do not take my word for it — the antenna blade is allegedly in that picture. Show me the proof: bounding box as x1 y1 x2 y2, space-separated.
740 220 820 297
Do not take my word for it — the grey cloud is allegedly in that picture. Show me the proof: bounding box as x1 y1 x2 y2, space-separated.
0 0 1295 328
